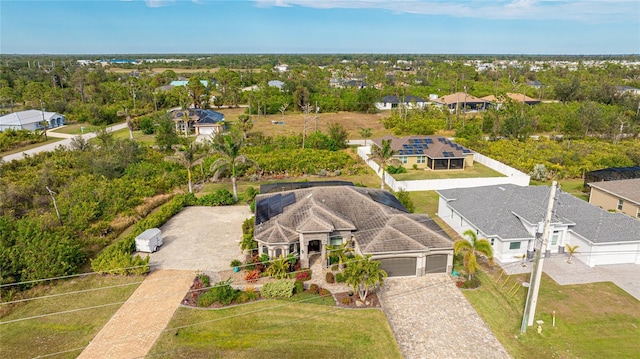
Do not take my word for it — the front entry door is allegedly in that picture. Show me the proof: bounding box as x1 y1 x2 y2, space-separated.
308 240 321 254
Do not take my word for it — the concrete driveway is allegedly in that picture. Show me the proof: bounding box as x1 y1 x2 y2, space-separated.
149 205 252 272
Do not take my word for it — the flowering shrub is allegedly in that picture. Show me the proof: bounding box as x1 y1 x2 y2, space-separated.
295 270 311 281
325 272 335 284
244 269 261 283
319 288 331 297
309 284 319 294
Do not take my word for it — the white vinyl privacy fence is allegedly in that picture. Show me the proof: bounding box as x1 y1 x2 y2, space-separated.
357 146 530 192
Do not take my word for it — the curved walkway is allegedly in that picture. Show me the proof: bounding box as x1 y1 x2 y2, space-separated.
77 269 194 359
378 275 510 359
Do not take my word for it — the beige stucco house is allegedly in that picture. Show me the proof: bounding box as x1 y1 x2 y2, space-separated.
254 186 454 277
589 178 640 219
371 135 474 171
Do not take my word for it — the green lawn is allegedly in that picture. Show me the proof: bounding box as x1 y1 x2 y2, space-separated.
463 271 640 359
50 123 104 135
530 178 589 201
411 190 440 217
0 137 63 157
111 127 157 144
392 162 505 181
148 299 401 359
0 274 144 359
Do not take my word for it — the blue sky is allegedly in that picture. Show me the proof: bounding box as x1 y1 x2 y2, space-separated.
1 0 639 54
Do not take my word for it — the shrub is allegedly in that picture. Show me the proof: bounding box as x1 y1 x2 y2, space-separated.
197 273 211 288
139 116 155 135
334 169 341 176
294 280 304 294
245 186 258 202
412 164 418 170
197 279 238 306
335 273 345 283
261 279 295 298
340 296 352 305
196 189 235 206
386 165 407 174
319 288 331 297
325 272 335 284
295 270 311 282
318 169 328 176
244 286 259 300
461 276 481 289
230 259 242 268
244 269 261 283
309 284 319 294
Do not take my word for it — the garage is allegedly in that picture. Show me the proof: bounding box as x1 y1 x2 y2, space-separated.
379 257 417 277
425 254 448 273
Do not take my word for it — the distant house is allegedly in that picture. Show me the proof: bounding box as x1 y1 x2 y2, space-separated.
480 93 540 109
169 108 224 136
370 135 474 170
589 178 640 219
433 92 491 113
0 110 65 132
254 186 454 276
526 80 544 89
169 80 209 87
375 95 427 110
437 184 640 267
268 80 285 90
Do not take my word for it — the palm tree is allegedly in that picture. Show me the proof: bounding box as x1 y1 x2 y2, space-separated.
359 127 372 146
326 239 353 270
236 114 253 140
209 132 255 202
368 139 400 190
343 254 388 303
565 244 579 264
454 229 493 280
165 142 206 194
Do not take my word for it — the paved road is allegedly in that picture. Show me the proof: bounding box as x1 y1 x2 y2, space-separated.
2 123 128 162
378 275 510 359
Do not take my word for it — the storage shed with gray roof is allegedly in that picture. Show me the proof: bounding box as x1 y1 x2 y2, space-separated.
437 184 640 267
254 186 454 276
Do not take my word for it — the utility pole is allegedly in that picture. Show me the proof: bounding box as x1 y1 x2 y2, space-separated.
521 181 557 333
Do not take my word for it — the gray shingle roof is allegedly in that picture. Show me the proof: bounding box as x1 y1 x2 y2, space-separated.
438 184 640 244
254 186 453 252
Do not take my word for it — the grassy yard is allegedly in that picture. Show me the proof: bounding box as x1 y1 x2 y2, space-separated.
392 162 505 181
463 270 640 359
0 274 144 359
147 300 401 359
530 178 589 201
111 127 157 145
50 123 105 135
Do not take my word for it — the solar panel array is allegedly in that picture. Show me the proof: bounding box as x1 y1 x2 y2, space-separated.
367 191 408 213
397 138 433 155
255 192 296 224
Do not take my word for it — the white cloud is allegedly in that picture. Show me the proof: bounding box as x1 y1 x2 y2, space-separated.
145 0 175 8
252 0 639 22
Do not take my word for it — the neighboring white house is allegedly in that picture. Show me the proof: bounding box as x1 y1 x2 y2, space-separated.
437 184 640 267
375 95 427 111
0 110 65 132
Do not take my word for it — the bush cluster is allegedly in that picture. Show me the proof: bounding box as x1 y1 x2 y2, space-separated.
335 273 345 283
325 272 335 284
195 189 235 206
197 279 239 306
261 279 295 298
295 270 311 282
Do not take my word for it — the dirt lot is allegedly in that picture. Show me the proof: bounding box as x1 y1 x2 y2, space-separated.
215 107 391 138
148 206 252 272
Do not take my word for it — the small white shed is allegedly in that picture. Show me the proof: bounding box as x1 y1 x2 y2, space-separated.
135 228 163 253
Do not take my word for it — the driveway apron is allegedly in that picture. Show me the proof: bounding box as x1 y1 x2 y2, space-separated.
77 269 194 359
378 275 510 359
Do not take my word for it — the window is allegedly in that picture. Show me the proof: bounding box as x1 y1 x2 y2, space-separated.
637 208 640 219
617 199 624 211
417 156 426 164
398 156 408 164
509 242 521 250
551 231 560 246
490 238 494 246
329 236 343 246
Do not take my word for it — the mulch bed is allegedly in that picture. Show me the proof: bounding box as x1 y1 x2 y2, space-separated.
333 291 381 308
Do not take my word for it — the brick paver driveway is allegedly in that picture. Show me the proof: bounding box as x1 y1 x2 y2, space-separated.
378 274 510 359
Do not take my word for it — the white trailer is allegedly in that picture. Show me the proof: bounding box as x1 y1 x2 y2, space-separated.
135 228 163 253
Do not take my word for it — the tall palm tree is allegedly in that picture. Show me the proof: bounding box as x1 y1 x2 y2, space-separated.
454 229 493 280
209 132 255 202
165 142 206 194
343 254 387 303
359 127 372 146
368 139 400 190
236 114 253 140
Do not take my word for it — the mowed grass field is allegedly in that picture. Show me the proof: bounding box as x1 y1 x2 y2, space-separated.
464 271 640 359
0 275 144 359
147 300 402 359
